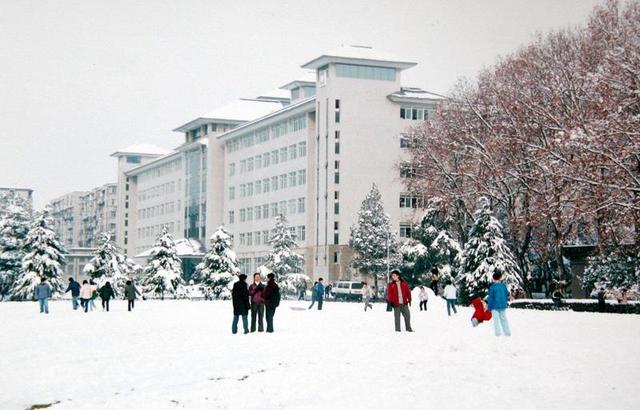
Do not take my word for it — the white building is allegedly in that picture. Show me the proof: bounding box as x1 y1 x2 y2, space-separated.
206 46 443 281
0 187 34 207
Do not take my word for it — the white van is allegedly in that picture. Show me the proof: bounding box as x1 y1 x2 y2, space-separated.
332 281 364 301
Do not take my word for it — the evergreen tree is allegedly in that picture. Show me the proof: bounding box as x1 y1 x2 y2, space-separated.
11 210 66 300
83 232 132 294
0 192 32 298
265 214 304 289
401 197 462 286
142 226 183 299
582 247 639 295
349 184 400 287
194 226 239 300
457 197 522 304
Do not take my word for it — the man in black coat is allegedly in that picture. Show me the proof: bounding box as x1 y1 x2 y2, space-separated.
65 277 81 310
232 274 250 334
263 273 280 333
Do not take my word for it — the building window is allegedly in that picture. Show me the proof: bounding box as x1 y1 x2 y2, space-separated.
399 193 422 208
126 155 141 164
271 203 278 218
255 180 262 194
262 204 269 218
239 233 246 246
263 178 270 193
229 163 236 176
335 63 396 81
334 202 339 214
278 201 286 216
255 155 262 169
271 176 278 191
298 169 307 185
271 150 279 165
400 164 417 178
255 206 262 220
288 199 296 215
229 186 235 200
334 172 340 184
229 211 235 224
247 183 254 197
280 147 288 163
333 252 339 263
400 224 413 238
279 174 287 189
240 209 246 222
263 230 270 244
335 99 340 123
334 232 339 245
298 197 305 213
263 152 271 167
335 160 340 170
299 141 307 157
400 106 430 120
318 66 328 86
240 184 246 197
289 172 297 187
247 232 253 246
247 207 253 221
289 144 297 160
240 160 247 173
297 225 306 241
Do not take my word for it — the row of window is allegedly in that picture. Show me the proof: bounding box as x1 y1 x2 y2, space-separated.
225 114 307 153
230 197 306 224
138 180 180 202
238 256 304 275
237 225 306 248
136 158 182 183
335 63 396 82
137 201 179 220
230 170 307 200
400 106 432 121
230 141 307 176
137 221 180 240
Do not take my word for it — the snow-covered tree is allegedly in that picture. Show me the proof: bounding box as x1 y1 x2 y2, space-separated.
582 247 639 296
457 197 523 303
83 232 132 293
265 214 304 291
10 210 66 300
349 184 400 287
194 226 239 300
142 226 183 299
402 197 462 286
0 193 32 298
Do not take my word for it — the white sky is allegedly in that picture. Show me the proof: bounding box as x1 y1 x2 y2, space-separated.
0 0 603 208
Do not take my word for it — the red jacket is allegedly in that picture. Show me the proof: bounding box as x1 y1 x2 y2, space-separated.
471 298 492 323
387 280 412 307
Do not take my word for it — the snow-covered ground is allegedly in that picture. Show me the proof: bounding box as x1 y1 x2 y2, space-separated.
2 295 639 410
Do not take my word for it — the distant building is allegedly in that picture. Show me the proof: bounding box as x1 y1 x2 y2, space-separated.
0 187 34 207
78 183 118 248
50 191 86 248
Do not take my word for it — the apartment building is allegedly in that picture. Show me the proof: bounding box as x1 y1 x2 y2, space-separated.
78 183 118 248
206 46 443 281
0 187 34 207
50 191 86 249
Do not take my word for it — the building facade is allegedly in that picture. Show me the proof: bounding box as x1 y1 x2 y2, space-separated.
0 187 34 207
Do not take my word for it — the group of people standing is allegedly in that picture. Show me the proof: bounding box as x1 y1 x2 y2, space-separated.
231 272 280 334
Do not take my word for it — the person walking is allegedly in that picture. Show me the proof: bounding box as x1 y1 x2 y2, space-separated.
79 280 93 313
443 280 458 316
88 280 98 311
249 272 265 332
315 278 325 310
418 286 428 311
430 267 440 296
35 276 52 314
308 281 318 309
386 270 413 332
98 281 116 312
487 273 511 337
362 282 373 311
124 280 141 312
65 277 80 310
232 274 250 334
263 273 280 333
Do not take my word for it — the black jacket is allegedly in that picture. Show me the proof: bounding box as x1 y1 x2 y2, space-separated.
99 284 116 300
232 280 250 315
65 281 80 297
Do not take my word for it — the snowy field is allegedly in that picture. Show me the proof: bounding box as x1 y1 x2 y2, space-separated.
2 296 640 410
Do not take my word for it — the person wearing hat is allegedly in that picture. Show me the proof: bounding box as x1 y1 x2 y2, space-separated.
263 273 281 333
232 274 250 334
386 270 413 332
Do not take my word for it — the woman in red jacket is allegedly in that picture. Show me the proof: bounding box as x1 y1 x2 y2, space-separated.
386 270 413 332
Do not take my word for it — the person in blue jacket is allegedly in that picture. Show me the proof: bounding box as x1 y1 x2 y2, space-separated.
314 278 325 310
35 277 53 314
487 272 511 337
65 277 81 310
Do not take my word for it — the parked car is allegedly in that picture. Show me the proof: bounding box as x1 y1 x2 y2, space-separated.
332 281 364 301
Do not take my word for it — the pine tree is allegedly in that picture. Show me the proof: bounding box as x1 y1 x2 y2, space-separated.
265 214 304 291
142 226 183 299
194 226 239 300
457 197 522 304
0 193 32 298
11 210 66 300
83 232 132 294
582 247 639 296
401 197 461 286
349 183 400 287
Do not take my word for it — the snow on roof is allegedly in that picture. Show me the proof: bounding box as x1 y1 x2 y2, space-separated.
173 99 285 133
135 238 205 259
256 88 291 101
279 72 317 90
388 87 448 102
302 45 417 70
110 144 171 157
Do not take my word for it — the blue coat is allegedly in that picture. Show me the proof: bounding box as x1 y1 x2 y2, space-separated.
314 283 325 299
35 283 52 299
487 282 509 311
65 281 80 297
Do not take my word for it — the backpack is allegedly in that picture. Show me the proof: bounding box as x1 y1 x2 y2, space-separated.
272 286 281 308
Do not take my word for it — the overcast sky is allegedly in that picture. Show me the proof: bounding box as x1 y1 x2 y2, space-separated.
1 0 603 208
